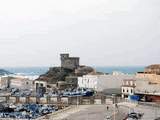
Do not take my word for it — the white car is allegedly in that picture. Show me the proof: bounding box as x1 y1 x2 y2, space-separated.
105 115 111 120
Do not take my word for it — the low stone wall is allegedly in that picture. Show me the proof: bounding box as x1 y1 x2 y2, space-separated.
19 97 26 103
50 97 57 104
9 97 16 103
0 97 6 102
94 99 102 105
40 97 47 104
29 97 37 103
1 96 114 105
61 97 68 104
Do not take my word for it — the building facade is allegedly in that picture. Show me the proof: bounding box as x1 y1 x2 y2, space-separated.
78 75 98 90
121 79 136 98
0 76 9 89
9 76 35 90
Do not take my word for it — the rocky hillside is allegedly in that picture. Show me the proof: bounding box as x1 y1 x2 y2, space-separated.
0 69 12 76
37 67 74 84
36 66 96 84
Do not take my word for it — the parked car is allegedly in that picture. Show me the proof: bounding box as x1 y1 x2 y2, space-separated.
127 112 144 120
105 115 111 120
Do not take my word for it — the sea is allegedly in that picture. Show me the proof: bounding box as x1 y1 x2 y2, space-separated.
2 66 145 76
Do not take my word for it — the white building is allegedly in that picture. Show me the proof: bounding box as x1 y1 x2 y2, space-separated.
0 76 9 89
78 74 136 92
9 76 35 90
34 80 47 90
121 79 136 98
78 75 98 90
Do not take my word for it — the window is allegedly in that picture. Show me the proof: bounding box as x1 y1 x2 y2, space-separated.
40 83 43 87
131 89 133 93
127 89 128 93
36 83 39 89
126 81 128 85
123 89 125 92
130 81 133 85
26 82 29 85
47 85 51 88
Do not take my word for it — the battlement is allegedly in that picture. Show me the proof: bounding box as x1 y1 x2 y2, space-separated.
60 54 79 70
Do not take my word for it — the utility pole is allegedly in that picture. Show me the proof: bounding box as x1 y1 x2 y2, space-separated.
76 95 78 107
112 94 116 120
155 101 160 119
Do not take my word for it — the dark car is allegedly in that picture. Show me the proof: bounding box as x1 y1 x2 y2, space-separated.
127 112 144 119
155 117 160 120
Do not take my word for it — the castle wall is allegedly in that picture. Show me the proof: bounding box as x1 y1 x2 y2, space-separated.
60 54 79 70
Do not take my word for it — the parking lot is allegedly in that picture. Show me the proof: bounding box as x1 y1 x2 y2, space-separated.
46 105 128 120
45 103 160 120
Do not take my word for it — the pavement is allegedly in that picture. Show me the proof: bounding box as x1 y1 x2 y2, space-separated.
37 102 160 120
134 105 160 120
44 105 128 120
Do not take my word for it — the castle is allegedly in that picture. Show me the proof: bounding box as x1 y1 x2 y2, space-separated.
60 54 79 70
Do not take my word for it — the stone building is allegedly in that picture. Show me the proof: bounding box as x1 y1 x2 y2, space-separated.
0 76 9 89
0 76 35 90
60 54 79 70
144 64 160 74
9 76 35 90
135 64 160 101
136 64 160 84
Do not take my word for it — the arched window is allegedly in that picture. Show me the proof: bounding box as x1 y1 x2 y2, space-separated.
131 89 133 93
123 89 125 92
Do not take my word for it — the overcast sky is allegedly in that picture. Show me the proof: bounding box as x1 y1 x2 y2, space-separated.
0 0 160 67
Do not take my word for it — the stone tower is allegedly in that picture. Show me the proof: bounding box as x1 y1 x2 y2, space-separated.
60 54 79 70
